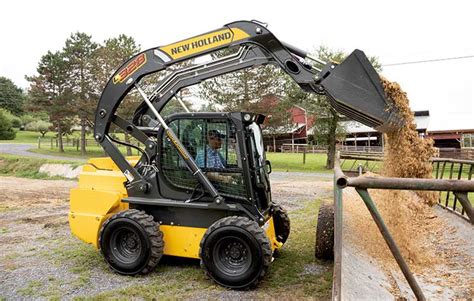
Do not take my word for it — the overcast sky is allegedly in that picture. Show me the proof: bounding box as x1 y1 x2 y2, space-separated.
1 0 472 131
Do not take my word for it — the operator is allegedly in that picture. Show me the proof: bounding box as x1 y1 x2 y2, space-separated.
195 130 234 184
195 129 226 168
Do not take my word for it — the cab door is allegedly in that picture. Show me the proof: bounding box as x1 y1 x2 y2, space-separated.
159 115 249 202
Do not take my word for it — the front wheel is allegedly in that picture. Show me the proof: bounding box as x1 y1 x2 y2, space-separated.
99 209 164 275
315 202 334 260
271 204 290 244
199 216 272 289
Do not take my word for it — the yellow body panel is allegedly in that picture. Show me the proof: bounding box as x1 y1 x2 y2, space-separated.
69 188 128 248
70 157 283 257
264 217 283 251
160 225 207 258
85 156 140 171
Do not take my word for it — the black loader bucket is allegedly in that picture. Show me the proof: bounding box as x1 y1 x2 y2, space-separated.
319 49 403 132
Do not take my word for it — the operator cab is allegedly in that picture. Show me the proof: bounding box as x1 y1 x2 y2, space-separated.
156 112 271 211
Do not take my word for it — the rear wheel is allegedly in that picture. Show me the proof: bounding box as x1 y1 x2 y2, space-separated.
315 202 334 260
199 216 272 289
271 204 290 244
99 209 164 275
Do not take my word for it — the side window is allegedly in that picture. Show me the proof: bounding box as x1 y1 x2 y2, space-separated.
195 121 240 169
161 119 203 190
161 118 246 198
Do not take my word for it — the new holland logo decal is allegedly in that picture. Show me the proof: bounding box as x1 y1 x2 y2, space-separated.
159 28 250 60
113 53 147 85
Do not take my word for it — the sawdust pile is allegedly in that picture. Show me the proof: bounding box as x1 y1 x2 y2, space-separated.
343 187 472 296
344 186 442 270
381 78 438 206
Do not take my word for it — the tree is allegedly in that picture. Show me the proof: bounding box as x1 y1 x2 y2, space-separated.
0 108 22 128
25 120 52 137
0 109 15 140
92 35 141 155
26 51 74 152
0 77 25 116
63 32 98 155
20 111 49 128
288 46 381 169
199 56 286 111
198 57 291 150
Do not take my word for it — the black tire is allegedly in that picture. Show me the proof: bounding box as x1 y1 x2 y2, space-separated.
271 204 290 244
199 216 272 289
99 209 164 275
315 202 334 260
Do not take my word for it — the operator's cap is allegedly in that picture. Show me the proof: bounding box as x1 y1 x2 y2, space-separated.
208 129 226 139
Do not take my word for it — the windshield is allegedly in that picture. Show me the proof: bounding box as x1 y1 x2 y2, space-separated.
249 122 265 167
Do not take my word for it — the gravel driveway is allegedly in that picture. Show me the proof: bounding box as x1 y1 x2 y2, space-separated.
0 143 85 162
0 174 333 299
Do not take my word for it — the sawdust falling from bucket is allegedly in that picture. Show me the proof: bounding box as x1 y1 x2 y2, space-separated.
381 78 438 206
347 77 441 268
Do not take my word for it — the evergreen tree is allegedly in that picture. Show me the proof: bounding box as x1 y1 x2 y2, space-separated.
0 109 16 140
63 32 98 155
26 51 74 152
0 76 25 116
92 35 141 155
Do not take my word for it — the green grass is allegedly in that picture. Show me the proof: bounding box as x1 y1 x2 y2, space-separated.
267 152 331 173
31 146 108 159
28 148 332 173
0 130 56 144
31 145 143 159
0 154 80 179
339 158 382 173
438 191 474 212
18 280 43 297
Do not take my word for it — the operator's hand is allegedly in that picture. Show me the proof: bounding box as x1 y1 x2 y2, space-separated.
218 174 234 184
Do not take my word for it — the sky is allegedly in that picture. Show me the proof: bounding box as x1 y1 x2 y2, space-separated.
1 0 473 131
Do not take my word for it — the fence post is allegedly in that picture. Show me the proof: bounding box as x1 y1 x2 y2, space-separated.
303 148 306 165
51 138 53 149
38 137 41 149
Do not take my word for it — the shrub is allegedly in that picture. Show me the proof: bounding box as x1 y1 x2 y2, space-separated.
0 110 16 140
25 120 52 137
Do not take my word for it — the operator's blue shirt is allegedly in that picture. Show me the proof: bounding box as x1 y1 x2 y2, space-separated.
195 146 226 168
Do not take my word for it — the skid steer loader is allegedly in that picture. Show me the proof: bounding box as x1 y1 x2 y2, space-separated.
69 20 400 289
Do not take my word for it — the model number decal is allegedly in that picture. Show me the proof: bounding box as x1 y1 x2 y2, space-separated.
113 53 147 84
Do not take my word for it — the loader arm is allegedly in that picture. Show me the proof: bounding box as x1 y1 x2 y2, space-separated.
93 20 400 199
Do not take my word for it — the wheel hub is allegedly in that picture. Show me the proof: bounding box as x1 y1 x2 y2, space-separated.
124 234 138 249
227 242 246 261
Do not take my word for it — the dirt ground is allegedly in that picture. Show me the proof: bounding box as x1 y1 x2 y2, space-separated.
0 173 333 299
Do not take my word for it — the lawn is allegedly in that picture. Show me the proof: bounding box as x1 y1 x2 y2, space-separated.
29 149 333 173
266 152 331 173
0 130 56 144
